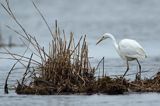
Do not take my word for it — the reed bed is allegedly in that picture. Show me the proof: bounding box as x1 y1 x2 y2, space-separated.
2 0 160 95
15 22 97 94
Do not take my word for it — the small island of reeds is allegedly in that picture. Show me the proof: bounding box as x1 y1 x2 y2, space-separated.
2 0 160 95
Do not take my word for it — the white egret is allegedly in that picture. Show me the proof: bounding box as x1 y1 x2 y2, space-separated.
96 33 147 79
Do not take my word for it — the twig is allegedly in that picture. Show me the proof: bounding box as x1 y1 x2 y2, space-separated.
69 36 83 57
96 57 105 70
4 61 18 94
21 53 33 85
0 51 41 65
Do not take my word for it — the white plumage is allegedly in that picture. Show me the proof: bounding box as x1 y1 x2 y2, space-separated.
118 39 147 60
96 33 147 79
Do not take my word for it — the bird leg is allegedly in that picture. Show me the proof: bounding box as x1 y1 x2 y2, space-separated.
122 60 129 78
136 59 141 80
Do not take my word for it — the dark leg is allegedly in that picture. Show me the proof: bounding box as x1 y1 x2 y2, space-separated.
136 59 141 80
122 60 129 78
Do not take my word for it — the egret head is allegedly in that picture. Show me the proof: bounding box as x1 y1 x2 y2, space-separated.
96 33 112 45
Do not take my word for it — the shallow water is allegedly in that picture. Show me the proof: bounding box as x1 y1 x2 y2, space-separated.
1 93 160 106
0 0 160 106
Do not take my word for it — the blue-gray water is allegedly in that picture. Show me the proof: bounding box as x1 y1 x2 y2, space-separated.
0 0 160 106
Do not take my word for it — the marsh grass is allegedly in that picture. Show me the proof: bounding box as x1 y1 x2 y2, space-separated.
16 21 97 94
14 22 97 94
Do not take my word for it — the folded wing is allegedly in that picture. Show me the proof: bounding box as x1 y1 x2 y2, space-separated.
119 39 147 60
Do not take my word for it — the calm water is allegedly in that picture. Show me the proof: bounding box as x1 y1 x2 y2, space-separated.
0 0 160 106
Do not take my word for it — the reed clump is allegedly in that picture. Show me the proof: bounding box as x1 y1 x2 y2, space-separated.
129 72 160 92
15 22 96 94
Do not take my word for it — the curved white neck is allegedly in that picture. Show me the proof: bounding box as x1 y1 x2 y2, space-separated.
106 34 119 50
